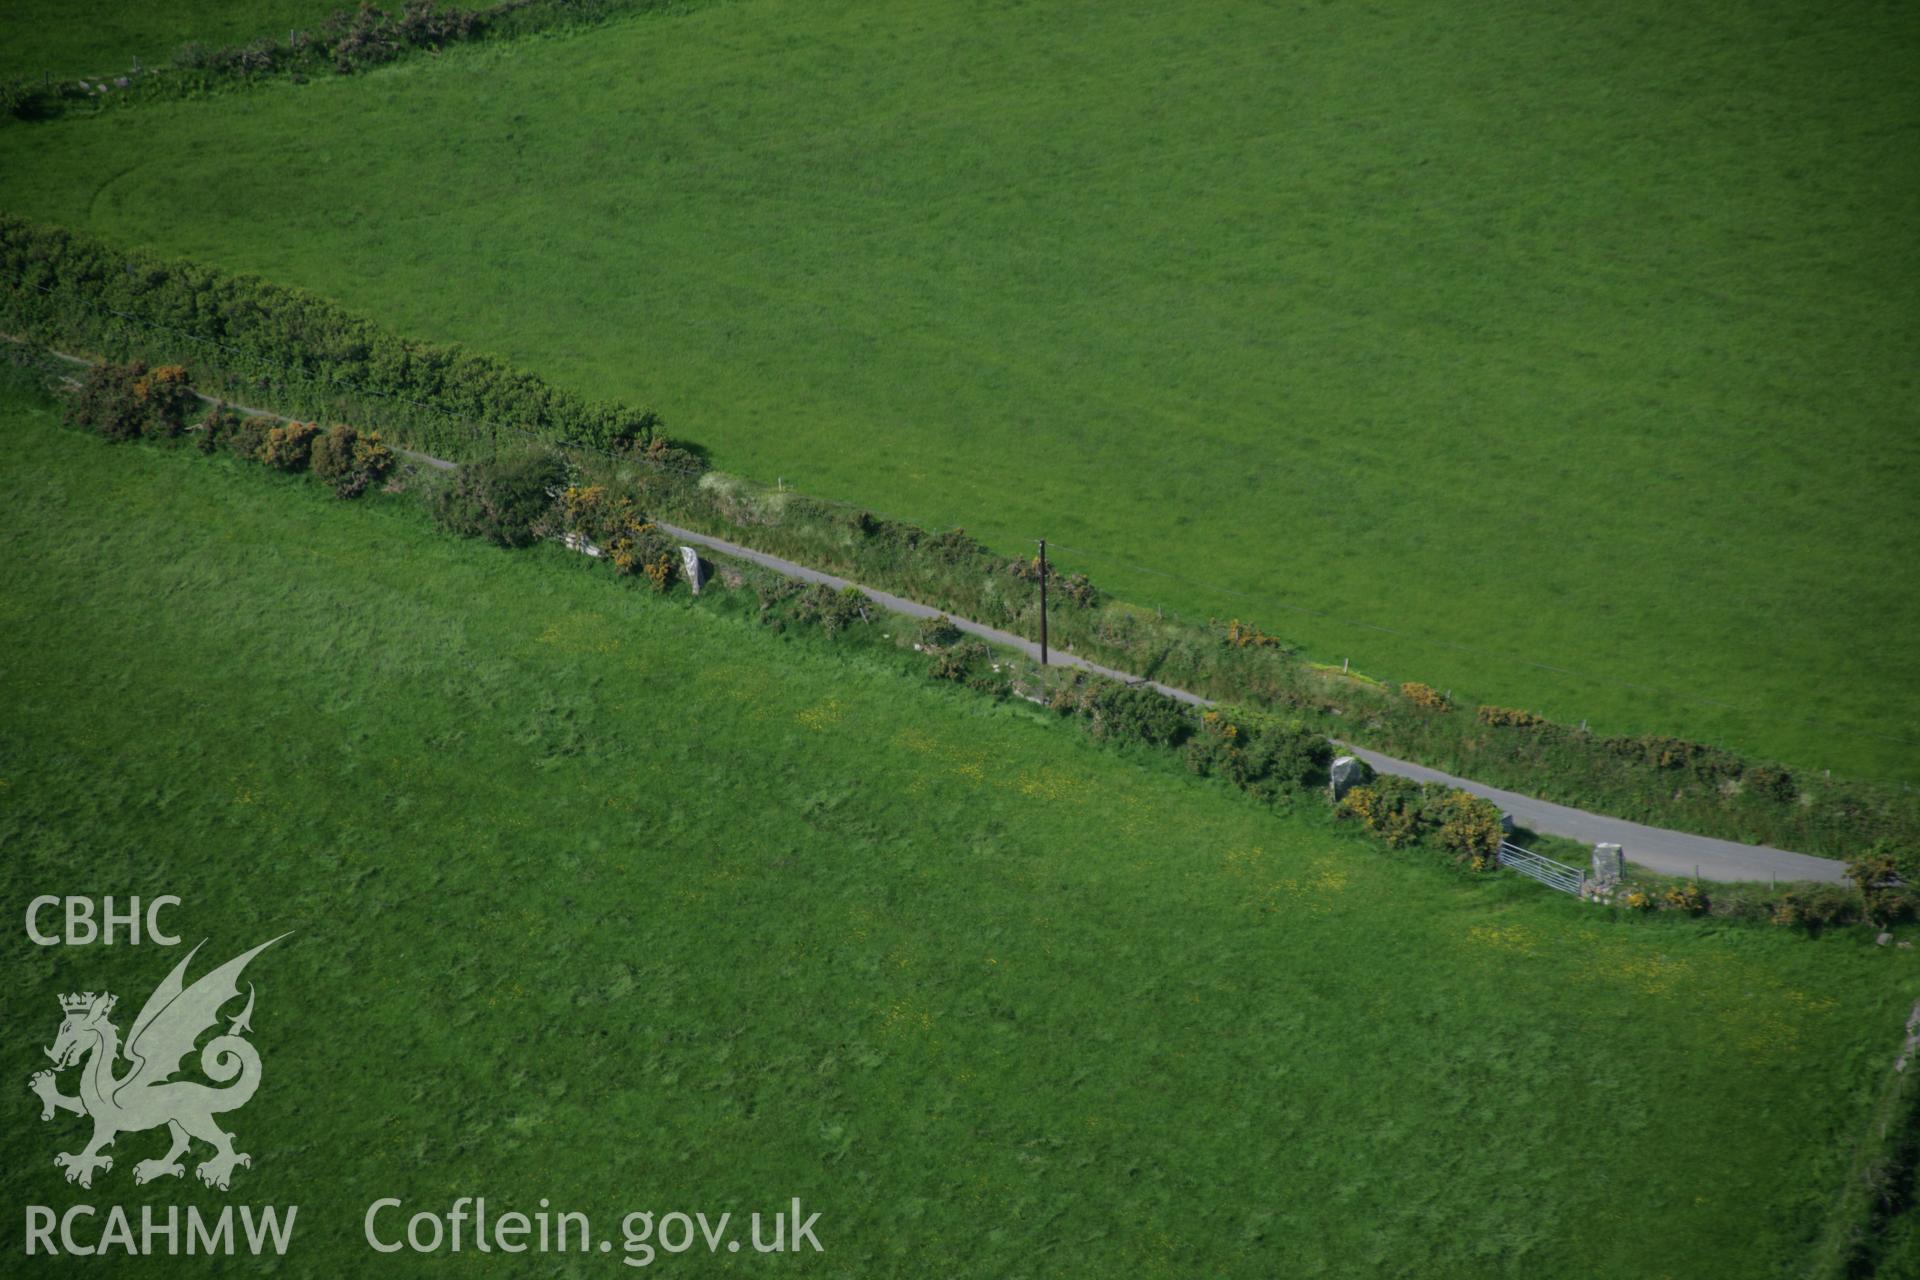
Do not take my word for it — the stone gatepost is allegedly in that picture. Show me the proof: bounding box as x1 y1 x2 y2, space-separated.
1591 843 1624 888
1328 755 1372 803
679 546 706 595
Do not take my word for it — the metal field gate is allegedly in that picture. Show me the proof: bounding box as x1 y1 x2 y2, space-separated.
1495 841 1587 896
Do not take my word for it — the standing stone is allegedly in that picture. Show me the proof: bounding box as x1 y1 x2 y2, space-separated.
679 546 705 595
1328 755 1372 802
1591 843 1624 888
1499 812 1517 837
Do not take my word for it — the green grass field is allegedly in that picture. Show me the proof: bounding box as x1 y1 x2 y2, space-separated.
3 375 1917 1276
0 0 1915 782
0 1 337 80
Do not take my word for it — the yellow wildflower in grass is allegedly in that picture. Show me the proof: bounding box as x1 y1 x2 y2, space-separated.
1465 923 1543 957
1015 767 1082 802
795 698 844 730
1779 988 1839 1014
1309 860 1352 894
1712 987 1843 1059
880 998 934 1037
1215 849 1353 915
1219 846 1269 879
534 614 620 655
893 728 938 754
1614 952 1698 997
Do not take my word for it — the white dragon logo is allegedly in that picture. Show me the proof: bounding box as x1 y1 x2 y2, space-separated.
28 936 286 1191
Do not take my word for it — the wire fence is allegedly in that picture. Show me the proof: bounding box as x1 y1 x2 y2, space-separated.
7 275 1917 783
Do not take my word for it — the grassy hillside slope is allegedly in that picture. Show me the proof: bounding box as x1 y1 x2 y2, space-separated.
0 0 1915 782
1 375 1915 1276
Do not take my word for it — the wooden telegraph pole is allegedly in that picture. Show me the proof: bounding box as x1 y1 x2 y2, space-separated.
1037 538 1049 666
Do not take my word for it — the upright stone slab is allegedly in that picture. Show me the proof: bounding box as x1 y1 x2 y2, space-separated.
1591 843 1624 888
1329 755 1372 802
679 546 705 595
1499 812 1517 837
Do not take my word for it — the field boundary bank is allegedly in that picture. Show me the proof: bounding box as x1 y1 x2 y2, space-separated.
2 0 718 124
3 222 1911 860
1811 1000 1920 1277
1 337 1849 884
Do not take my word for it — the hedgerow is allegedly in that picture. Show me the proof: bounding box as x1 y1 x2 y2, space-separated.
1185 708 1333 804
429 451 566 547
793 584 867 637
0 216 676 463
1050 675 1192 749
2 1 681 125
56 357 397 503
1845 841 1920 927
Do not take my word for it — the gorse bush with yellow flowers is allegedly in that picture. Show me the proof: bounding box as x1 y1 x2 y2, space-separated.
63 360 195 442
1591 868 1883 932
1336 777 1503 871
1219 618 1290 651
1336 782 1426 849
1434 790 1504 870
259 421 322 472
1476 705 1548 729
57 359 394 500
1662 882 1707 915
130 364 197 438
553 482 675 583
308 423 397 498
